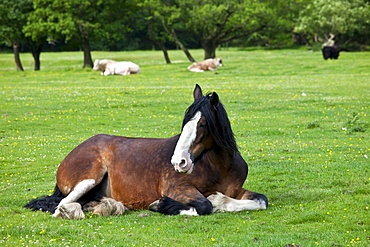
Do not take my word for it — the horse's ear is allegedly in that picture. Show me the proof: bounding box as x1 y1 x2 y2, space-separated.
210 92 219 107
193 84 203 101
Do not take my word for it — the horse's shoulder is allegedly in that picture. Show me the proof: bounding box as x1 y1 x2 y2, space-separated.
231 152 248 172
233 152 246 162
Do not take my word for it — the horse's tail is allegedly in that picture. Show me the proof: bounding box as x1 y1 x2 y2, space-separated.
24 185 65 214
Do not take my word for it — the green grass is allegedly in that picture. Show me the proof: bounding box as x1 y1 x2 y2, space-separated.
0 48 369 246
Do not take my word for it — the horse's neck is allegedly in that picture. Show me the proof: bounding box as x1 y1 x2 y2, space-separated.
205 149 234 171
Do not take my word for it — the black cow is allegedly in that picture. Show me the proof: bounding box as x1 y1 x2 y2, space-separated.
322 46 340 60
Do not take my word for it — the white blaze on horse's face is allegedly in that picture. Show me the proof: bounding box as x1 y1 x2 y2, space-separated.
171 111 202 174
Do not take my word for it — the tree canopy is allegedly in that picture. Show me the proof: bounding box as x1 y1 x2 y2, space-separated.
142 0 275 59
24 0 105 68
294 0 370 48
24 0 138 68
0 0 33 70
1 0 369 69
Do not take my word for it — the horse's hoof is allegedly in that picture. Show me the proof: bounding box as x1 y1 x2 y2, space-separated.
252 193 268 209
148 200 160 211
93 197 126 217
254 197 268 210
53 203 85 220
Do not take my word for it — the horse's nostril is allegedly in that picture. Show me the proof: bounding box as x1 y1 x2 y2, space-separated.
179 159 186 168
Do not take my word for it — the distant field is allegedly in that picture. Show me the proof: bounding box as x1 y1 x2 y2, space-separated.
0 49 369 246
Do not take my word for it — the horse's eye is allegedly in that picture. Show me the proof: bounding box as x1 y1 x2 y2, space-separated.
200 123 207 128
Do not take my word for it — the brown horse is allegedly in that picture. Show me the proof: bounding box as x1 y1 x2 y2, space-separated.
25 84 268 219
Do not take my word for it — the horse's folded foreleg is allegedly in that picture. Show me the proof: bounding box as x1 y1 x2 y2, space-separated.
149 191 213 216
239 189 268 209
207 191 268 213
148 197 197 215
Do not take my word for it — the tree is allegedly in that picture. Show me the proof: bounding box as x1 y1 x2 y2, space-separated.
143 0 279 59
146 14 172 63
0 0 33 71
90 2 141 52
25 0 139 68
246 0 311 48
184 0 270 59
139 0 196 62
294 0 370 48
24 0 104 68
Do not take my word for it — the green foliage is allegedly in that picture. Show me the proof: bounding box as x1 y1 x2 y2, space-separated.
90 0 142 50
24 0 101 42
0 49 370 246
236 0 311 47
141 0 290 58
0 0 33 46
2 0 370 65
294 0 370 46
23 0 137 47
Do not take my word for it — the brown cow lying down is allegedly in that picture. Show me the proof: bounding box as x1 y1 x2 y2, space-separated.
187 58 223 72
93 59 140 75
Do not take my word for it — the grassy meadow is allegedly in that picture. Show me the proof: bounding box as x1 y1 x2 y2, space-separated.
0 48 369 246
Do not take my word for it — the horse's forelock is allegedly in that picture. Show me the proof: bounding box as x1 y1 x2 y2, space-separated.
182 93 238 155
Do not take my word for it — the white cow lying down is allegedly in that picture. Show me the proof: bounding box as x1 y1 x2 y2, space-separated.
93 59 140 76
187 58 223 72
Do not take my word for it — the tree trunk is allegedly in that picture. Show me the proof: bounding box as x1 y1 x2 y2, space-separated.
203 42 217 59
13 41 24 71
169 27 195 62
29 43 43 71
162 21 195 62
148 20 171 64
173 32 195 62
157 41 171 64
82 37 93 68
78 22 93 68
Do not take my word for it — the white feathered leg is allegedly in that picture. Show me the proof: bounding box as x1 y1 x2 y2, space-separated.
53 179 96 220
207 192 267 213
92 197 127 217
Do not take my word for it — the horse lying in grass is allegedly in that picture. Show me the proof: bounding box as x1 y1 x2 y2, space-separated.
93 59 140 76
25 84 268 219
187 58 223 72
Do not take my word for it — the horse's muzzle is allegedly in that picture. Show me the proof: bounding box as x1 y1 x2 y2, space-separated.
171 150 194 174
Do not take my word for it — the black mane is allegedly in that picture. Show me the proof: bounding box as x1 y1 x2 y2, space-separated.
182 92 239 155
